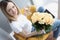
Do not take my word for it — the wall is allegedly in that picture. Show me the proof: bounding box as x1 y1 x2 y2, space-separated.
12 0 31 8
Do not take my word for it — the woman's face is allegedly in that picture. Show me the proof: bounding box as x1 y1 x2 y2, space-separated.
6 2 18 17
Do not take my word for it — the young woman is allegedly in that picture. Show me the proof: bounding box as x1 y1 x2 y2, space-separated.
0 0 33 37
0 1 52 40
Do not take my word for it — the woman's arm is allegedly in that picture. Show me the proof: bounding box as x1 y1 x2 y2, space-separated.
18 30 44 38
17 31 37 38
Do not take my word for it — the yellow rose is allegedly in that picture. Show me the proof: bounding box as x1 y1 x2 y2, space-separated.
31 12 54 25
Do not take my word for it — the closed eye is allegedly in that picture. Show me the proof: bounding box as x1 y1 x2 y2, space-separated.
12 6 15 8
8 9 11 12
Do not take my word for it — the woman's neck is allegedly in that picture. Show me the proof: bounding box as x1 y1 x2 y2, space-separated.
11 14 21 21
13 15 18 20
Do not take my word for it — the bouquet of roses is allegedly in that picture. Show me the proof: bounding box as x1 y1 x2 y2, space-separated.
31 12 54 34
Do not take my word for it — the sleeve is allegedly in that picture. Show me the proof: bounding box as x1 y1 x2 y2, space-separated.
22 16 32 35
23 23 32 34
10 22 22 33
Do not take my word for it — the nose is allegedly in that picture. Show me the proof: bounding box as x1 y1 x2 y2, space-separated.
11 9 16 15
12 8 15 12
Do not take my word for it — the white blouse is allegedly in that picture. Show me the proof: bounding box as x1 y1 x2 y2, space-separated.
10 14 32 35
